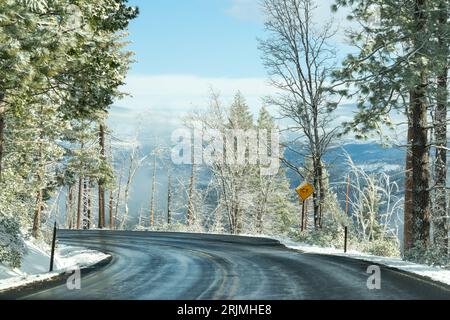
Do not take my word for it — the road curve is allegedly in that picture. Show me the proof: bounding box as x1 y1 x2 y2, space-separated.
6 230 450 300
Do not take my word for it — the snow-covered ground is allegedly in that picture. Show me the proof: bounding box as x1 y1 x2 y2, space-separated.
0 240 110 292
273 236 450 287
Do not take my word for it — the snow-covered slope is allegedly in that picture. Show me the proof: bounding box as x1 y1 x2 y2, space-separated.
0 239 110 291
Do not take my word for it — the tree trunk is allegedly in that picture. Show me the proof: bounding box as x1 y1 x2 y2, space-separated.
67 185 74 229
114 179 122 229
32 134 44 239
98 124 106 229
87 182 92 229
432 0 448 253
32 190 43 238
404 111 414 252
304 199 309 230
410 88 431 245
77 176 82 229
0 93 4 182
167 175 172 224
121 154 135 230
317 159 325 228
233 204 241 234
109 189 114 229
83 178 88 229
312 160 320 229
256 207 263 234
98 185 104 228
410 0 431 247
187 162 196 226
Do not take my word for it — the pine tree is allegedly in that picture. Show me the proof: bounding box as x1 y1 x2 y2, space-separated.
332 0 449 255
0 0 140 266
431 0 449 254
254 106 276 234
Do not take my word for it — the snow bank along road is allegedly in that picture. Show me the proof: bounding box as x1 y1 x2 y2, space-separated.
3 230 450 300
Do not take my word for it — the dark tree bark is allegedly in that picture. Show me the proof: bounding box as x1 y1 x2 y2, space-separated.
410 88 431 245
0 92 4 182
404 111 414 252
432 0 448 253
83 177 89 229
32 130 44 239
410 0 431 247
32 189 43 239
67 185 74 229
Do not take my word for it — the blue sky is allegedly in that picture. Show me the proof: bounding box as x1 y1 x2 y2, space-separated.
114 0 359 143
127 0 267 77
126 0 352 78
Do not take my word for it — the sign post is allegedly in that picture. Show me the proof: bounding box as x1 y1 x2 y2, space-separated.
49 222 57 272
295 182 314 232
300 199 306 231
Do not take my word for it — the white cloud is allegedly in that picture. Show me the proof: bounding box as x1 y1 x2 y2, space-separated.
113 74 407 146
118 74 278 114
225 0 264 23
111 74 280 143
224 0 354 47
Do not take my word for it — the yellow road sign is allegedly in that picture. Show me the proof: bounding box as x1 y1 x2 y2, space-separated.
295 182 314 201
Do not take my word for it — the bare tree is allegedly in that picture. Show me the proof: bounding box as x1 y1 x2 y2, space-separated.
345 154 402 243
183 92 248 234
119 143 147 230
186 156 196 226
112 163 125 230
259 0 341 229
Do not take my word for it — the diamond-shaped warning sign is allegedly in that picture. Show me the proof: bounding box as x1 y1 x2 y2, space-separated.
295 182 314 201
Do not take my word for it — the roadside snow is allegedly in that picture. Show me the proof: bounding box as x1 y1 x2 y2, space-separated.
273 236 450 287
0 239 110 292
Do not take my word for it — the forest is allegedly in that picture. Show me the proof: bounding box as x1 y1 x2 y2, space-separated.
0 0 449 269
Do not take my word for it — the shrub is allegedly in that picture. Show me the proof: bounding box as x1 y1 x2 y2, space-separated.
359 238 400 257
0 215 26 268
404 242 450 267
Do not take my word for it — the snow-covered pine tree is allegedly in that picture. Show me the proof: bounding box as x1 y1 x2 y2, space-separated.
332 0 449 258
252 106 297 235
0 0 137 261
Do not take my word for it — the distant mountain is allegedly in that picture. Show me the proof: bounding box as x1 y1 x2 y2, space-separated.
285 142 406 189
106 106 408 226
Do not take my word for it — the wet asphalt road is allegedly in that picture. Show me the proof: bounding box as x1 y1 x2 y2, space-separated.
7 230 450 300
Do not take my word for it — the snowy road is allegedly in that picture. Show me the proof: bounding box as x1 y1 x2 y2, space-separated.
5 230 450 300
